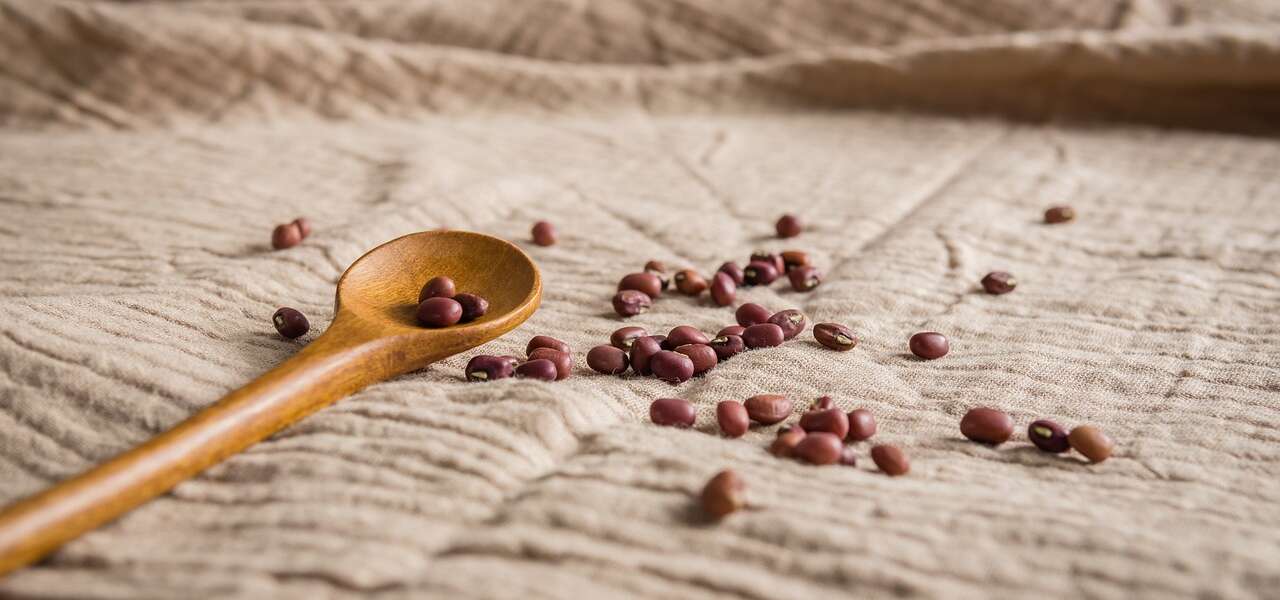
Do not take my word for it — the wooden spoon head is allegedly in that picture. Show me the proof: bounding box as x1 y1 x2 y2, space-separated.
334 230 541 363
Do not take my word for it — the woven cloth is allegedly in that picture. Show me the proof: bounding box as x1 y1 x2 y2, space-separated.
2 1 1279 598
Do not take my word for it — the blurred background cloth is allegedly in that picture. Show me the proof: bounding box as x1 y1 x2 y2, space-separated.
1 1 1279 599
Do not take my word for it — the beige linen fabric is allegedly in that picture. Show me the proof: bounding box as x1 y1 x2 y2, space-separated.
2 1 1280 598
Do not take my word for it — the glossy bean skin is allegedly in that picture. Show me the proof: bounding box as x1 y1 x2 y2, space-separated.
871 444 910 476
650 350 695 384
776 214 802 238
716 401 749 438
629 336 663 376
416 297 463 327
610 326 648 350
618 272 663 298
717 325 745 337
674 270 708 295
418 276 456 302
613 290 652 317
744 394 792 425
909 331 949 359
587 345 630 375
1028 419 1070 453
515 359 558 381
847 409 877 442
709 335 745 361
710 272 736 306
981 271 1017 295
272 307 309 339
453 293 489 322
813 323 857 351
799 408 849 440
743 261 779 286
735 303 772 327
742 323 785 348
788 266 822 292
650 398 696 428
675 344 718 375
667 326 710 348
1068 425 1114 463
527 335 571 356
960 407 1014 445
717 262 744 285
528 348 573 381
793 432 842 465
767 309 806 340
465 355 516 382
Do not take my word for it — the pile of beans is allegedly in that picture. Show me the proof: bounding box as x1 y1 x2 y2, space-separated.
959 407 1113 463
467 335 572 382
415 276 490 328
271 217 312 250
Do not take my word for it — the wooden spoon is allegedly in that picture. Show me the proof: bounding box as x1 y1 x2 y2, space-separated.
0 230 541 576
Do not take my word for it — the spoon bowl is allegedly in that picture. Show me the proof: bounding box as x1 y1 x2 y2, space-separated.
0 230 541 576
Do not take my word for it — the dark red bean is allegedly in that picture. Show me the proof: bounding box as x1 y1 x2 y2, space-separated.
465 355 515 381
981 271 1017 295
780 250 808 272
799 408 849 440
767 309 806 340
272 307 309 338
793 432 842 465
528 348 572 381
418 276 456 302
674 270 707 295
515 358 557 381
650 398 695 428
618 272 663 298
742 323 785 349
610 326 648 350
717 325 745 337
813 323 857 351
1028 419 1069 453
271 222 302 250
717 262 744 286
808 396 834 411
749 251 785 275
743 261 779 286
847 409 877 442
701 469 745 519
532 221 557 246
716 401 749 438
744 394 792 425
417 297 463 327
675 344 717 375
776 214 802 238
629 336 662 376
292 217 312 238
960 407 1014 445
587 345 629 374
612 290 652 317
839 446 858 466
709 335 745 361
1044 206 1075 224
527 336 571 356
710 272 736 306
735 303 772 327
667 325 709 348
909 331 949 359
651 351 695 384
871 444 909 476
1068 425 1114 463
647 334 668 348
454 293 489 322
644 260 670 290
770 428 806 457
788 266 822 292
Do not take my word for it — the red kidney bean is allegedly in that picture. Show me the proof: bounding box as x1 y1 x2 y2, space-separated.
780 250 808 272
531 221 557 245
610 326 648 350
272 307 309 338
701 469 745 519
744 394 792 425
960 407 1014 444
292 217 312 239
674 270 707 295
735 303 772 327
981 271 1017 295
527 336 570 356
808 396 834 411
454 293 489 322
675 344 717 375
466 355 515 381
839 446 858 466
647 334 668 347
909 331 949 359
515 358 557 381
644 260 670 290
767 309 806 340
1028 419 1069 453
629 336 662 375
770 427 806 458
667 325 709 348
618 272 663 298
776 214 802 238
749 251 785 275
743 261 779 286
813 323 857 351
709 335 745 361
710 272 735 306
742 323 785 349
613 290 652 317
528 348 572 380
586 345 629 374
793 432 841 465
271 222 302 250
1068 425 1114 463
419 276 456 302
871 444 909 476
717 325 745 337
651 351 695 384
1044 206 1075 224
717 262 744 285
847 409 877 442
650 398 695 428
799 408 849 440
417 297 463 327
788 266 822 292
716 401 749 438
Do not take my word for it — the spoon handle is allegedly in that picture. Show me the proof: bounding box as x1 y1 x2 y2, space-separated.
0 314 395 576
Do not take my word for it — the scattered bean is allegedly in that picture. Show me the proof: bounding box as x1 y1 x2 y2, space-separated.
676 344 718 375
735 303 772 327
1028 419 1069 453
716 401 749 438
527 335 571 356
717 262 744 286
610 326 648 350
799 408 849 440
981 271 1017 295
618 272 663 298
776 214 803 238
751 251 786 275
651 350 695 384
742 323 785 348
717 325 745 337
813 323 857 351
650 398 696 428
587 345 629 374
770 428 806 458
870 444 909 476
788 266 822 292
909 331 949 360
710 272 736 306
743 261 779 286
709 335 745 361
780 250 809 272
528 348 572 380
700 469 745 519
629 336 662 375
453 293 489 322
793 432 842 465
767 309 806 340
418 276 456 302
532 221 557 245
1068 425 1113 463
960 407 1014 445
744 394 792 425
417 297 463 327
271 222 303 250
847 409 877 442
613 290 652 317
515 358 557 381
1044 206 1075 224
674 270 708 295
272 307 309 338
466 355 515 381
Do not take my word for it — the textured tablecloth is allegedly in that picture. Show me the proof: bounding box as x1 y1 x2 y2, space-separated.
2 1 1279 598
